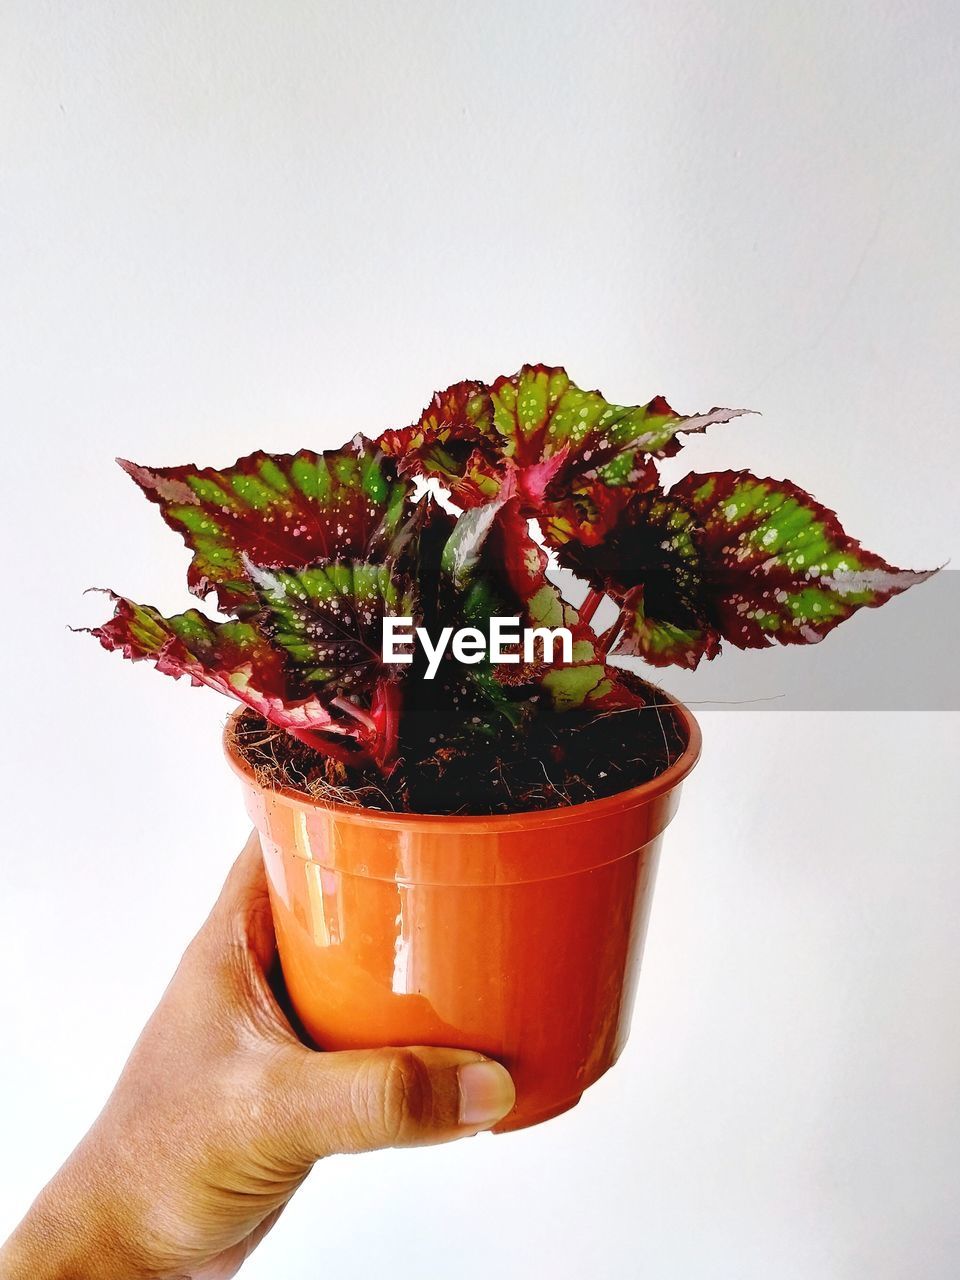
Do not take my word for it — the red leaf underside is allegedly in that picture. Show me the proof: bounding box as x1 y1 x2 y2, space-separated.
89 594 357 737
441 495 648 709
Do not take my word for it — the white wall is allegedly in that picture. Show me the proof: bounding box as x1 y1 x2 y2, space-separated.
2 3 958 1277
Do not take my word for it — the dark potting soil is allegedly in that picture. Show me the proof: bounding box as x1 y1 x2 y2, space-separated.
230 677 688 817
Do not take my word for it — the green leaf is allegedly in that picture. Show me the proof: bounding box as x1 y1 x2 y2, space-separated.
540 645 647 714
87 593 355 736
118 438 410 615
489 364 750 520
243 558 418 695
669 470 936 649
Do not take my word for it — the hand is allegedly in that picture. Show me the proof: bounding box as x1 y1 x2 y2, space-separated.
0 832 515 1279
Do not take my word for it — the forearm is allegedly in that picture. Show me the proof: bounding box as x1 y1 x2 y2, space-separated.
0 1149 154 1280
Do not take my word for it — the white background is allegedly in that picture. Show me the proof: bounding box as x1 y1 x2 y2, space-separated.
2 3 959 1277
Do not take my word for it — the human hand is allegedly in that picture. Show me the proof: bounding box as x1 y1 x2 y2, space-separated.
0 832 515 1279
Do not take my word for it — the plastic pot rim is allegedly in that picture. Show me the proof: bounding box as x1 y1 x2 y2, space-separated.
223 693 701 836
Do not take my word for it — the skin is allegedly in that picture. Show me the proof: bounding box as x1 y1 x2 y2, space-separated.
0 833 516 1279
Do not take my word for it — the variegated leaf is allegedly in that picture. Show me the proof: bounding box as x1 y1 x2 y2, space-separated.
379 380 502 508
441 495 646 710
119 438 410 614
670 470 936 649
558 491 721 669
540 652 649 713
244 558 417 693
88 593 356 736
376 365 750 535
440 494 582 677
490 363 750 515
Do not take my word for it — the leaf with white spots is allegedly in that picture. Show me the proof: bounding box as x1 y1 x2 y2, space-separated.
669 470 936 650
87 593 357 737
118 438 410 615
441 495 647 710
558 491 721 669
379 379 503 508
489 363 751 535
244 559 417 695
89 371 937 783
376 365 750 534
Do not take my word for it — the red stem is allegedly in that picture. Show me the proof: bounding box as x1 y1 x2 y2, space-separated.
283 684 403 775
578 588 604 627
284 726 370 769
596 601 628 654
371 681 403 771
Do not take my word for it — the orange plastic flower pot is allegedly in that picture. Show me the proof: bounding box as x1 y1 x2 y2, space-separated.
225 699 701 1132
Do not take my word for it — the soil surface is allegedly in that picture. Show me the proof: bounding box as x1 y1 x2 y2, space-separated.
231 678 688 816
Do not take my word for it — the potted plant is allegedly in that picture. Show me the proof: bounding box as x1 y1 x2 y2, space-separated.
88 364 932 1131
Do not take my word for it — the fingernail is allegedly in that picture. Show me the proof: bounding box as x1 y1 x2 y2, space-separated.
458 1059 515 1128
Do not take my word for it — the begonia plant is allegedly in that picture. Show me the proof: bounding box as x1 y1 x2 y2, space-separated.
89 364 931 805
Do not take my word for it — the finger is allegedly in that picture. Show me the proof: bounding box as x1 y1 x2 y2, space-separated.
197 831 276 971
216 829 268 912
263 1044 516 1156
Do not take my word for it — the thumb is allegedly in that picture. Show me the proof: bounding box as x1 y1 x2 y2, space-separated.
264 1044 516 1157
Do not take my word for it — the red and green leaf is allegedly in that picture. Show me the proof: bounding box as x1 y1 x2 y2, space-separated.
378 380 502 508
89 368 935 777
244 560 416 689
667 470 936 650
440 493 582 676
557 491 721 669
440 494 646 711
241 558 418 767
561 472 935 667
489 363 750 528
539 654 647 714
118 438 410 615
376 365 750 536
88 594 355 737
540 478 648 551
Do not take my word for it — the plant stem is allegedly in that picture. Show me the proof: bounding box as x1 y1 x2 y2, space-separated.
284 727 369 768
371 681 402 771
578 588 604 627
331 696 378 734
